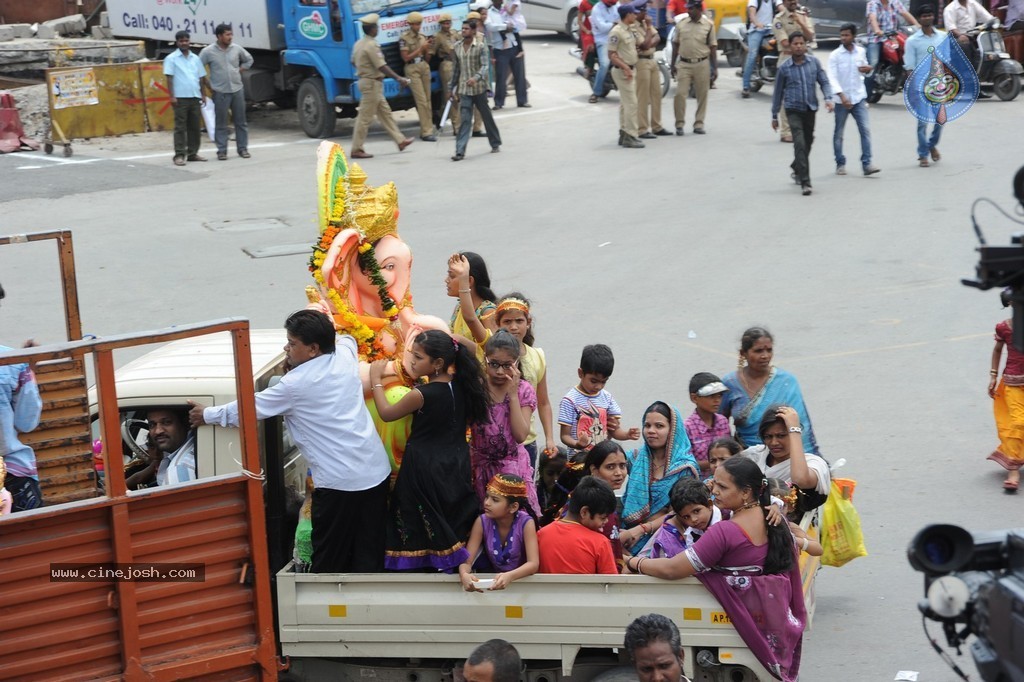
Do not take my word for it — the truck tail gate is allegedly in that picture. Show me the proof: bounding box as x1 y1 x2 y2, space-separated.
20 355 97 505
0 319 277 681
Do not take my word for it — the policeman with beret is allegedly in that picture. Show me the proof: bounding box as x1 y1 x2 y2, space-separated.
401 11 437 140
608 4 645 148
351 14 415 159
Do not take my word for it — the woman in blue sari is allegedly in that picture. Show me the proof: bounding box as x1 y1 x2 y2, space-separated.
620 402 700 556
720 327 821 455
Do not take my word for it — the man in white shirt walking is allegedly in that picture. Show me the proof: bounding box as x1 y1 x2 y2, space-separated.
827 23 880 176
189 310 391 573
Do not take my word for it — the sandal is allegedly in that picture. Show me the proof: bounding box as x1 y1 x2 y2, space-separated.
1004 479 1019 492
588 95 599 104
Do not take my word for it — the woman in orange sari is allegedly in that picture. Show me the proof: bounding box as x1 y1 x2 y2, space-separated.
988 289 1024 492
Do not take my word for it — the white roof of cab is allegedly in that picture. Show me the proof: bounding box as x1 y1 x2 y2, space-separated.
96 329 287 404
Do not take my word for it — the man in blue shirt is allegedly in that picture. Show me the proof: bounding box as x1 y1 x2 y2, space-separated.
771 31 834 196
0 283 43 513
164 30 211 167
903 5 947 167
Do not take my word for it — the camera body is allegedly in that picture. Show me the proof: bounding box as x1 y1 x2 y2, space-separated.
908 524 1024 682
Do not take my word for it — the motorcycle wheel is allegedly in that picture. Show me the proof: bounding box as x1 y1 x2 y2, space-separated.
727 49 744 68
750 80 763 93
866 90 883 104
659 61 671 99
993 73 1021 101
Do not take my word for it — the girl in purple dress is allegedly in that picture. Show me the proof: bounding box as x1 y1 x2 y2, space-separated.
471 331 541 516
625 457 806 682
459 474 540 591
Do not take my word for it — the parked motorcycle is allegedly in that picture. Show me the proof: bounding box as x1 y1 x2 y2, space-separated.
863 29 909 103
570 46 672 99
969 18 1023 101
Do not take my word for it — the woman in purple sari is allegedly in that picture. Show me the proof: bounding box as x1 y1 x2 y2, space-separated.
625 457 806 682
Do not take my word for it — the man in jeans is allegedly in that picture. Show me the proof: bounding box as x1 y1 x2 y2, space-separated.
164 30 211 166
741 0 779 97
200 24 254 160
903 4 946 166
590 0 620 103
771 31 833 195
451 20 502 160
827 23 880 176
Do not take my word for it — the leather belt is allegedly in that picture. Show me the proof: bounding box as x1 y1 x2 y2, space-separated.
612 64 638 68
639 54 654 59
680 56 708 63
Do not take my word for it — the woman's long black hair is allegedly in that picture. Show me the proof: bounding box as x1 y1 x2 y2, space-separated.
460 251 497 302
414 330 490 426
721 456 795 575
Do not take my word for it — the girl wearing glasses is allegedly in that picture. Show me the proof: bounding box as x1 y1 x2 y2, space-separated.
471 330 541 516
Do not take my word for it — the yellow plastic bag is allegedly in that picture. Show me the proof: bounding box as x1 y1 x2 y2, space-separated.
820 478 867 567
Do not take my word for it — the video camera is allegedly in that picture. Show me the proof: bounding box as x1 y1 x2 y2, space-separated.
908 524 1024 681
962 165 1024 351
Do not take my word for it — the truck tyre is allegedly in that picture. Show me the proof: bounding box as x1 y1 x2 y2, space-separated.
297 78 337 138
726 47 744 68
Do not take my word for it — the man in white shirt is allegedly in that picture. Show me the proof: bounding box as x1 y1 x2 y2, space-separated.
827 23 880 176
590 0 620 102
943 0 993 78
189 310 391 573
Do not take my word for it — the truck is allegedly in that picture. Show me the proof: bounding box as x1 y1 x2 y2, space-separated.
104 0 470 138
0 231 821 681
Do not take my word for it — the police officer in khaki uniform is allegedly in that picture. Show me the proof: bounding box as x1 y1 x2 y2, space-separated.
431 13 459 131
631 2 671 138
351 14 415 159
671 0 716 135
400 11 437 141
609 5 645 148
772 0 814 142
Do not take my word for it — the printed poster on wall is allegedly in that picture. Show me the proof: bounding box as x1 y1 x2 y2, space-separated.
52 69 100 110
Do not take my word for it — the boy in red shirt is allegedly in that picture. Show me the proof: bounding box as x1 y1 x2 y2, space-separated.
538 476 618 574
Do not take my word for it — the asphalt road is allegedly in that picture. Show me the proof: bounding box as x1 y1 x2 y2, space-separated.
2 30 1023 681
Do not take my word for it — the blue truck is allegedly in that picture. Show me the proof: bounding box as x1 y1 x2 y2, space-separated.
106 0 470 137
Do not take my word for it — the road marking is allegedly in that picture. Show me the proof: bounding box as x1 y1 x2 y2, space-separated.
598 241 611 247
15 141 293 168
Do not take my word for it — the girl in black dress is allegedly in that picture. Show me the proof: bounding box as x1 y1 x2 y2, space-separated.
370 330 490 571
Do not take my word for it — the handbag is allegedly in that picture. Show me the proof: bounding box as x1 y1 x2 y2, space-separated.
820 477 867 567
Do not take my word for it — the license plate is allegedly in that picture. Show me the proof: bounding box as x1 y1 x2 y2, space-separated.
710 611 732 624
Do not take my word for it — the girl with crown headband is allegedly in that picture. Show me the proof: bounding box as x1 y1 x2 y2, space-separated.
459 473 539 591
494 293 556 470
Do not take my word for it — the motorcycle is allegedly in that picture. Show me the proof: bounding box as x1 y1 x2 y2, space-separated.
863 28 910 103
571 45 672 99
968 18 1023 101
736 24 780 93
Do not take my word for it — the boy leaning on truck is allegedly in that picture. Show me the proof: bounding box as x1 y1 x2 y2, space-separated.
188 310 391 573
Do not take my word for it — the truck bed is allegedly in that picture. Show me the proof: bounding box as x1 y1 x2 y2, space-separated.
276 571 774 679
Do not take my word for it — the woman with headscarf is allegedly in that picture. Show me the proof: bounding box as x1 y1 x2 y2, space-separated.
620 401 700 555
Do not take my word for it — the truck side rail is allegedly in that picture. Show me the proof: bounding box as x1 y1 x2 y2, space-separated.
0 319 278 681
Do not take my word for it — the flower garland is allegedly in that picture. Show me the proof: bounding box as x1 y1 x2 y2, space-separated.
356 242 399 321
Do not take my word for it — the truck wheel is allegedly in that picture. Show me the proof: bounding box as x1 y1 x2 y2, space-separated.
993 73 1021 101
726 47 744 68
297 78 337 138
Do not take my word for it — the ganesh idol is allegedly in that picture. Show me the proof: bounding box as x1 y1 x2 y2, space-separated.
305 141 449 472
